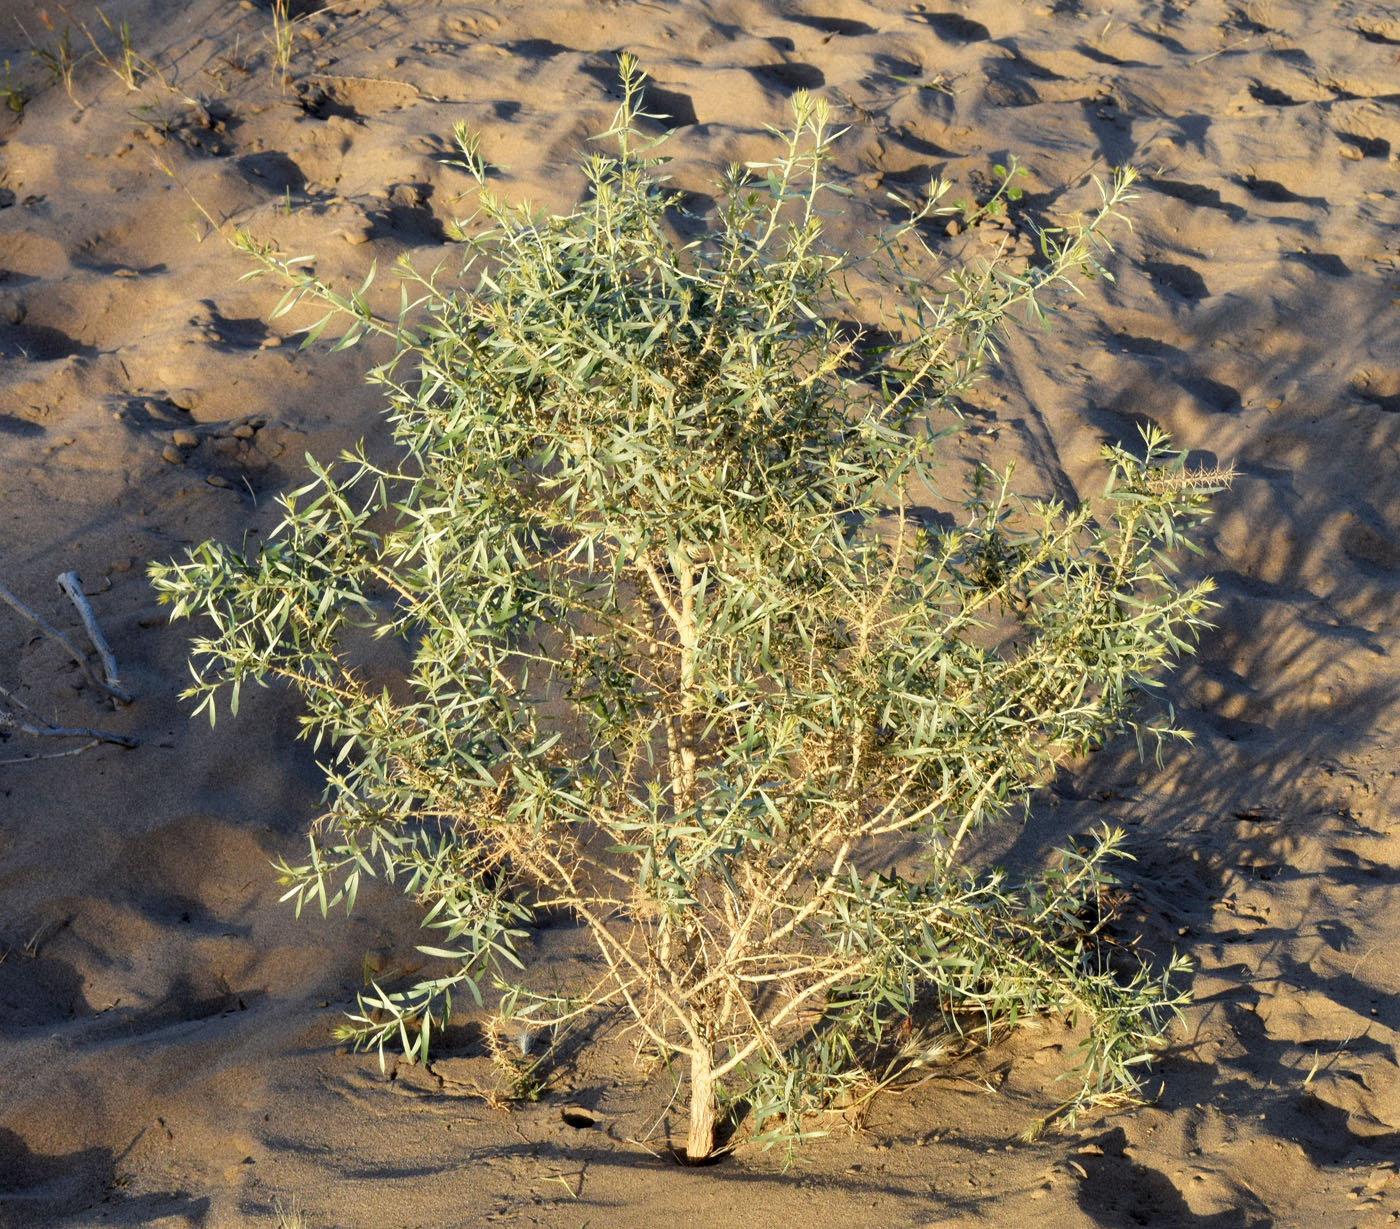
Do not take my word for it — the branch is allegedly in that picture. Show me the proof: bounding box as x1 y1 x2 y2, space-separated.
516 839 702 1059
57 572 133 703
0 739 99 766
711 954 873 1080
638 556 683 634
0 576 132 704
0 705 139 749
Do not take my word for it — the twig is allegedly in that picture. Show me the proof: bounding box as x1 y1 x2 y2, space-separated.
150 154 232 239
543 1172 581 1199
56 571 132 703
1192 35 1257 65
23 917 66 957
0 577 128 702
0 738 101 766
1 681 140 746
0 681 47 723
0 709 140 748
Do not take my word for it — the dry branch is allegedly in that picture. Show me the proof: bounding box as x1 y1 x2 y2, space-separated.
57 571 133 703
0 708 139 749
0 575 133 704
0 575 140 760
0 738 101 767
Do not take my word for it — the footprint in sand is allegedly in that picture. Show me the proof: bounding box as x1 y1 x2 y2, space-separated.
442 12 502 41
1142 257 1211 302
785 15 878 39
912 12 991 44
746 62 827 94
295 77 419 122
1350 368 1400 413
0 320 92 363
1336 129 1391 159
1234 172 1328 208
1356 17 1400 45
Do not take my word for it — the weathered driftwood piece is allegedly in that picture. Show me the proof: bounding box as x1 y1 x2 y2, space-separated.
56 571 133 703
0 576 132 704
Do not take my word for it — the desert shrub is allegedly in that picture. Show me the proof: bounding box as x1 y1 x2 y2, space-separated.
150 60 1217 1160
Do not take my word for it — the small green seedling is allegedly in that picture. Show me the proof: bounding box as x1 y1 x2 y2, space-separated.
269 0 294 77
75 7 144 91
30 22 78 104
1 61 24 114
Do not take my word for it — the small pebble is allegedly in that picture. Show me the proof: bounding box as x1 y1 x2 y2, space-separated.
171 429 199 449
232 424 256 440
206 474 233 488
161 444 183 465
258 335 283 349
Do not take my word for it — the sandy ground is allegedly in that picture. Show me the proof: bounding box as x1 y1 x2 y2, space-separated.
2 0 1399 1224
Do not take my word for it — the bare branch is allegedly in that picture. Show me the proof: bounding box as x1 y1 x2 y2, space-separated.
0 577 128 702
57 572 133 704
0 708 139 749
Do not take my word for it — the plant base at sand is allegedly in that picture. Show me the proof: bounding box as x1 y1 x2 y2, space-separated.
151 60 1217 1161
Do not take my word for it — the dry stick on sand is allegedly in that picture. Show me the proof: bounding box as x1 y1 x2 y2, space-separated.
0 739 104 767
0 576 131 702
57 571 131 702
0 679 138 755
0 707 138 749
0 574 139 762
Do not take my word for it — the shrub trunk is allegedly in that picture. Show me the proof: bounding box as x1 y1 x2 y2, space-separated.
687 1046 717 1162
